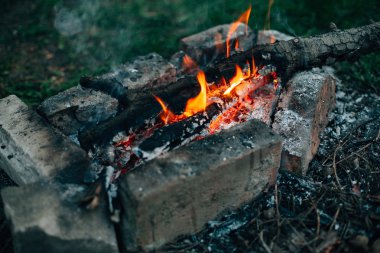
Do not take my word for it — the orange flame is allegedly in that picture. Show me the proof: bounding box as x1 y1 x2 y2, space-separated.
154 95 176 124
184 71 208 117
223 65 245 95
226 6 252 58
154 70 208 124
182 54 198 70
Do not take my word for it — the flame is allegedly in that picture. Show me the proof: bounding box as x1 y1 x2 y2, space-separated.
154 70 208 124
223 65 245 95
182 54 198 70
226 6 252 58
184 70 208 117
154 95 177 124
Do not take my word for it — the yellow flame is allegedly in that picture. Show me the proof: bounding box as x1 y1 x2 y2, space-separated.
226 6 252 58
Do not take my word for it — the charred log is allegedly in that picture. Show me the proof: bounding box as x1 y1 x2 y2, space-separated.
208 22 380 81
78 77 200 149
79 76 128 107
134 103 223 161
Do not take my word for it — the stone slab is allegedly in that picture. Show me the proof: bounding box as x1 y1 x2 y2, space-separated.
0 95 89 185
119 119 282 251
180 23 255 66
1 182 118 253
272 68 336 174
101 53 177 102
38 85 119 136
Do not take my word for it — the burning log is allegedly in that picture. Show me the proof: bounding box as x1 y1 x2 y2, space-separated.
134 103 222 161
78 77 201 149
209 22 380 81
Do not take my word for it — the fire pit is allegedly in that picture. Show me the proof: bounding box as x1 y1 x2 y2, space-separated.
0 5 379 252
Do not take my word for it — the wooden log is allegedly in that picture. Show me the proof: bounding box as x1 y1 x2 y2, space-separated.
208 22 380 81
134 103 223 161
78 77 200 149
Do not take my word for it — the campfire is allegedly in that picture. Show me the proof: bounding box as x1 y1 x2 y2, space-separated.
0 3 379 253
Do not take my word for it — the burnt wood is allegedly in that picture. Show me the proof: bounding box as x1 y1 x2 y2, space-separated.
134 103 223 160
208 22 380 81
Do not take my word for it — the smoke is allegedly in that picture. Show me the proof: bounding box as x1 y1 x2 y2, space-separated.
54 7 83 36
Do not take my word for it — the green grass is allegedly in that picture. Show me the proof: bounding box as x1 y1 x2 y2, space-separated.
0 0 379 106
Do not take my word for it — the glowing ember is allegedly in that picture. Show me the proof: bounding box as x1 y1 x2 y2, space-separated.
226 6 252 58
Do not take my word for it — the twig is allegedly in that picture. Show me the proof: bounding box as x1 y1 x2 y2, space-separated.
333 148 343 190
335 143 372 166
259 231 272 253
328 207 341 233
274 183 280 237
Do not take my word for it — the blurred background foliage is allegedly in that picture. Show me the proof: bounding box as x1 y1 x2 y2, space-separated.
0 0 379 106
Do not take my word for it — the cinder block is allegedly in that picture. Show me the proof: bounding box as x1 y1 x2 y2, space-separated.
119 119 282 251
0 95 89 185
272 68 336 174
38 86 119 136
1 182 118 253
181 23 255 66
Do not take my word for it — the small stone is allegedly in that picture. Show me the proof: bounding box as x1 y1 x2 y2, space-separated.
263 207 276 219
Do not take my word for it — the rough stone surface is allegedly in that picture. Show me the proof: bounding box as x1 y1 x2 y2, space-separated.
272 68 336 174
257 30 294 45
0 95 90 185
119 119 282 251
1 182 118 253
101 52 177 101
181 23 255 66
38 85 119 136
250 83 279 125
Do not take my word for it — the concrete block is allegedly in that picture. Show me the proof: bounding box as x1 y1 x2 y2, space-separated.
119 119 282 251
1 182 118 253
0 95 89 185
272 68 336 174
38 86 119 136
181 23 255 66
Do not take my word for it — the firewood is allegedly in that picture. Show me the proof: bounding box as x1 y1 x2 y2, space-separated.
208 22 380 81
78 77 200 149
134 103 223 161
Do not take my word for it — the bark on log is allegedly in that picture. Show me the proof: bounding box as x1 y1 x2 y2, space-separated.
133 103 222 161
208 22 380 81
